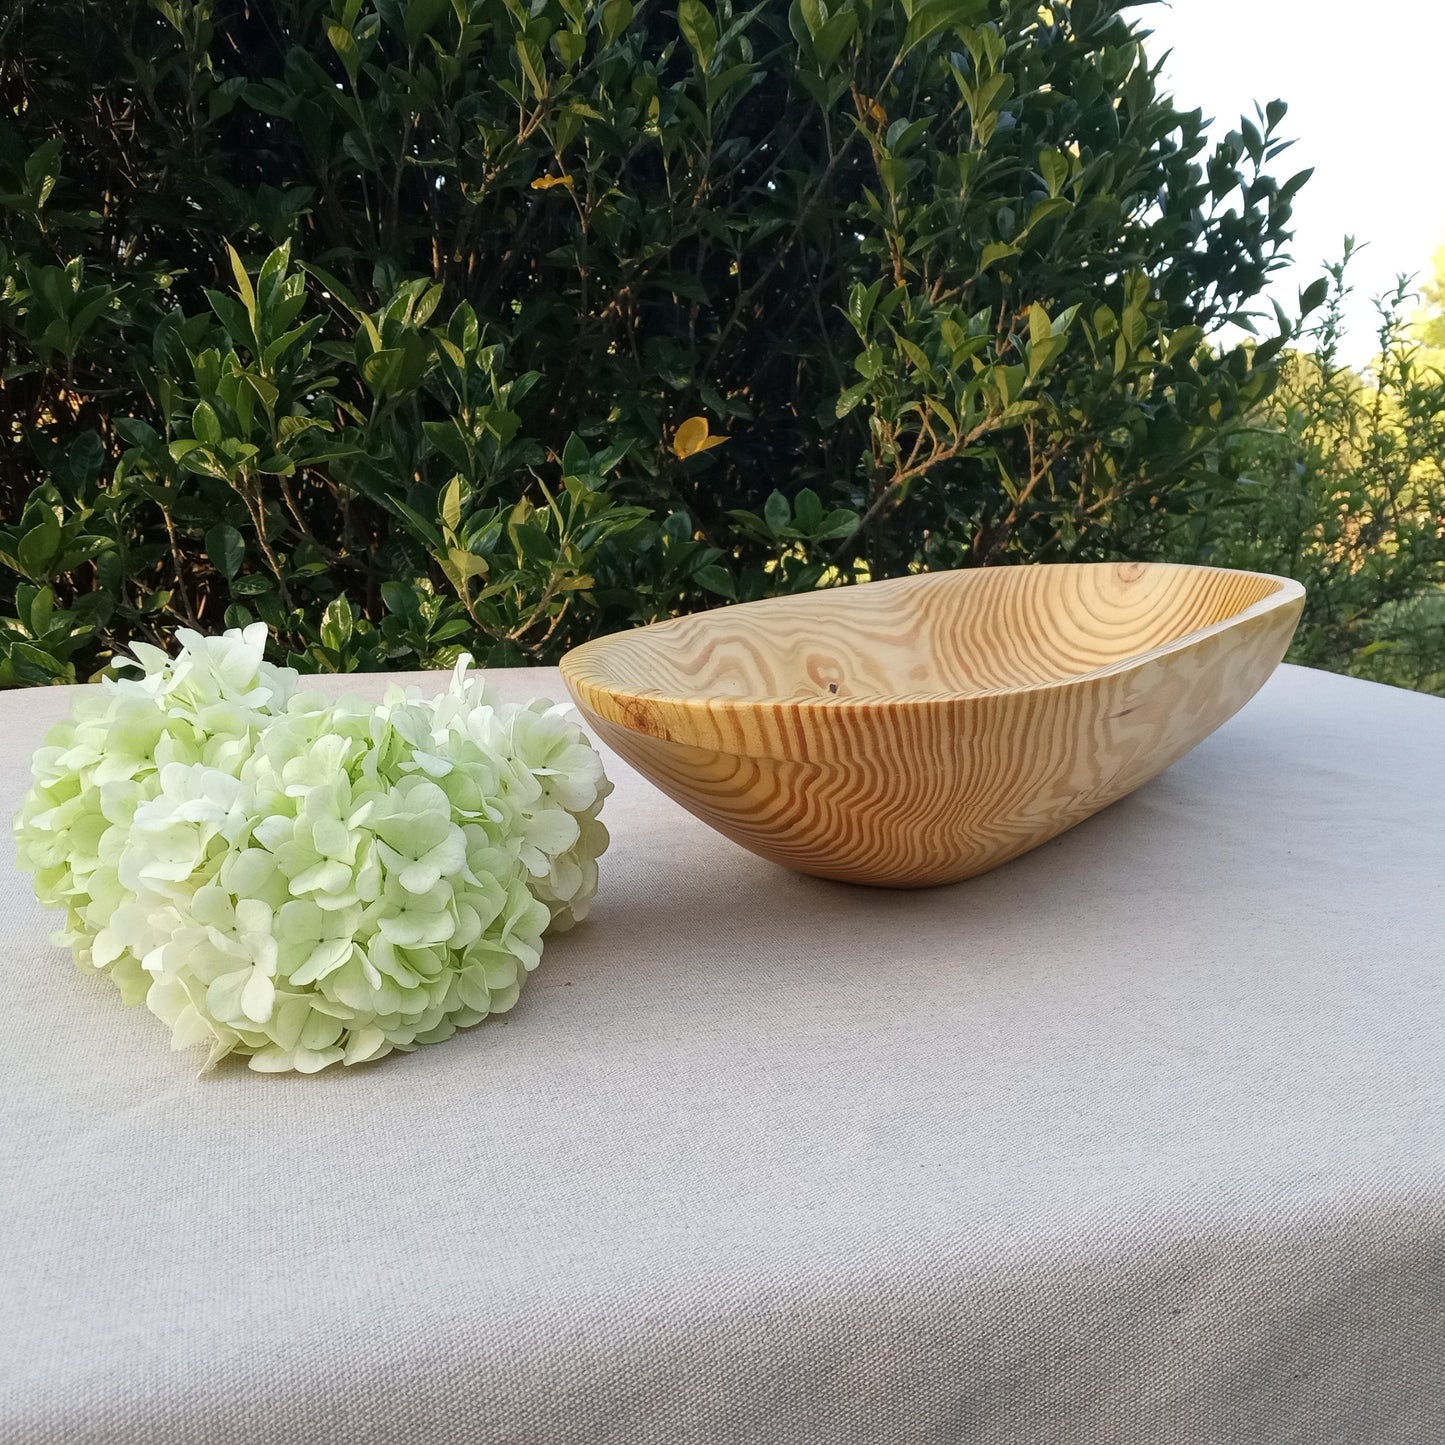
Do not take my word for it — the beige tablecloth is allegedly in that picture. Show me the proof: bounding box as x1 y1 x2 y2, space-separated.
1 664 1442 1444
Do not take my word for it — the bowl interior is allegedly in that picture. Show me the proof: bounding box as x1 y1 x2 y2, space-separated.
570 563 1293 705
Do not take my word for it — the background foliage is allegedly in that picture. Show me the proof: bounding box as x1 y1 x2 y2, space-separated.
1168 241 1445 695
0 0 1319 682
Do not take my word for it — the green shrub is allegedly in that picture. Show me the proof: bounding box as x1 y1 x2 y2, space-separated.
1176 253 1445 694
0 0 1307 680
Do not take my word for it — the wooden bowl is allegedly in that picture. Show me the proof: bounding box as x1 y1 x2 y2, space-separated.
559 563 1304 887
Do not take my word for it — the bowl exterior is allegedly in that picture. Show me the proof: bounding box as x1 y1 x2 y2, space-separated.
562 573 1303 887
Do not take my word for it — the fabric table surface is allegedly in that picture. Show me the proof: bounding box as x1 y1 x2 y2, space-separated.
1 662 1442 1445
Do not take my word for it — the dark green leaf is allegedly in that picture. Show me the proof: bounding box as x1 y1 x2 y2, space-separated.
763 490 791 535
17 516 61 579
694 564 736 598
206 524 246 581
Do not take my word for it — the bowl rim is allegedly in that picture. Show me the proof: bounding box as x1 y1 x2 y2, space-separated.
559 561 1306 719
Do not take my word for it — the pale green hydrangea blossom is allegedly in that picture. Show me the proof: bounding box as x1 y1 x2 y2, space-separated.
14 624 611 1073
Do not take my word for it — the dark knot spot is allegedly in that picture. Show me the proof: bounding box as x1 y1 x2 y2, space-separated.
620 697 664 738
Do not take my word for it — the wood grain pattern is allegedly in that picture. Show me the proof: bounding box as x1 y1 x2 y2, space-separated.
560 562 1305 887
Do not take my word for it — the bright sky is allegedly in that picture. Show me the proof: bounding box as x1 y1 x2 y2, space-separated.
1139 0 1445 363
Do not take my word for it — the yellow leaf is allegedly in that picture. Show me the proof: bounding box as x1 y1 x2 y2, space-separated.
673 415 726 459
864 96 887 126
445 547 488 584
226 243 257 329
530 174 574 191
441 475 464 537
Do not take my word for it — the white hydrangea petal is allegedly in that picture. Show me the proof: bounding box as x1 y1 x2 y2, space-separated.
525 808 581 859
267 995 311 1052
206 969 250 1027
240 969 276 1025
483 956 518 992
489 981 522 1013
289 939 353 987
310 816 353 860
343 1027 389 1066
246 1043 344 1074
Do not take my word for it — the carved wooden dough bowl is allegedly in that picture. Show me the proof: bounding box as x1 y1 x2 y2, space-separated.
560 563 1305 887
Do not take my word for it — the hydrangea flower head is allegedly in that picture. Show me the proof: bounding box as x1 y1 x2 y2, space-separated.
14 629 611 1073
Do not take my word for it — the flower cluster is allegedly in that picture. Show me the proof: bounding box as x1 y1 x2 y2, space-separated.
14 625 610 1073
